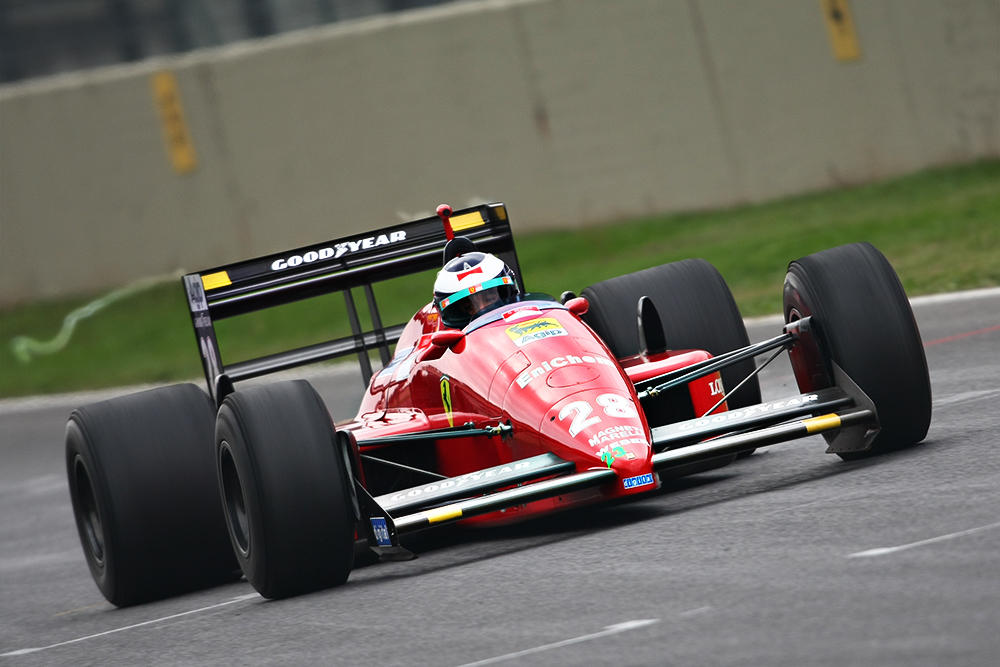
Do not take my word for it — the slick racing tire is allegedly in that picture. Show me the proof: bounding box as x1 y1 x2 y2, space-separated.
582 258 762 410
216 380 355 599
66 384 237 607
784 242 932 459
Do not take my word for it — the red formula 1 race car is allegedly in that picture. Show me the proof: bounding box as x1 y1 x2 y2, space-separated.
65 203 932 605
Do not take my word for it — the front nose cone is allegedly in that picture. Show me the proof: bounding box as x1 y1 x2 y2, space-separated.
538 390 653 478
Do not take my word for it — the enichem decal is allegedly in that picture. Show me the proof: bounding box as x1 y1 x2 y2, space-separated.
517 354 615 389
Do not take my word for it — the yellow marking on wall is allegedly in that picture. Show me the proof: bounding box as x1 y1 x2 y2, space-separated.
151 71 198 174
426 506 463 523
201 271 232 291
440 375 454 427
450 212 486 232
803 414 842 434
820 0 861 61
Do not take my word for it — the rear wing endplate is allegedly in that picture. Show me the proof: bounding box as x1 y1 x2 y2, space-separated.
182 203 519 398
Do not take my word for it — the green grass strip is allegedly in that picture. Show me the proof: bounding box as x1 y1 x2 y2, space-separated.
2 160 997 398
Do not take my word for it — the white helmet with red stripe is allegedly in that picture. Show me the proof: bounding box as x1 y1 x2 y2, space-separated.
433 252 520 328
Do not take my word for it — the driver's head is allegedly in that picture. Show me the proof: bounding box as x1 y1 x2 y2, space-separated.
433 252 520 329
458 289 499 316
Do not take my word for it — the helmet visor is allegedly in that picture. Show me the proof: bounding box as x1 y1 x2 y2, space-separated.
439 276 514 310
439 276 516 328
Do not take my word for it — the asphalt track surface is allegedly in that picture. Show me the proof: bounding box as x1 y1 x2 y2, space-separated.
2 289 998 666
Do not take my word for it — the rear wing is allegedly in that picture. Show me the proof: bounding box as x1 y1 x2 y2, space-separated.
182 203 520 399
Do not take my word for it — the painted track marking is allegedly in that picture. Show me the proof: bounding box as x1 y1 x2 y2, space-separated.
678 605 712 618
933 389 1000 408
924 324 1000 347
847 522 1000 558
451 619 660 667
54 601 110 617
0 593 259 657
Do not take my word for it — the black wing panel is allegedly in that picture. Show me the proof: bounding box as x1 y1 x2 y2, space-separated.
182 203 519 394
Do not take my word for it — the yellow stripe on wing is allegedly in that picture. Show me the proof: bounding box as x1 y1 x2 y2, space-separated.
450 211 486 232
201 271 232 290
803 414 842 434
425 506 463 524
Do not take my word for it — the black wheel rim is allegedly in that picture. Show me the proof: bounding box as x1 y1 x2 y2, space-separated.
219 442 250 556
73 455 105 564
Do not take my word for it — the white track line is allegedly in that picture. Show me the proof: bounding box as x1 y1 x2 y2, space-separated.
0 593 259 657
847 522 1000 558
908 287 1000 306
933 389 1000 408
451 619 660 667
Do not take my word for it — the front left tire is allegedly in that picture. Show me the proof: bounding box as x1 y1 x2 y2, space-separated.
215 380 355 599
582 258 762 410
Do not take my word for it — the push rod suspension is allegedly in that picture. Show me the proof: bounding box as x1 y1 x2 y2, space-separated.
700 346 785 418
360 422 513 447
359 454 447 481
637 332 794 400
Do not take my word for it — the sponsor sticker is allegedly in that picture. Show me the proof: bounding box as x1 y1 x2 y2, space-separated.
597 444 635 468
505 317 568 347
588 425 645 447
623 473 655 490
598 438 647 453
183 275 208 312
502 305 543 322
370 517 392 547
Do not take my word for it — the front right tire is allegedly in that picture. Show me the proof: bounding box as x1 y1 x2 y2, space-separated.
783 242 932 458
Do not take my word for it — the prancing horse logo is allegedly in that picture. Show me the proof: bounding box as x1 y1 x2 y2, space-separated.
440 375 454 427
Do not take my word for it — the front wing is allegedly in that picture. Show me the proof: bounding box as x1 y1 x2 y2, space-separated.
350 366 879 557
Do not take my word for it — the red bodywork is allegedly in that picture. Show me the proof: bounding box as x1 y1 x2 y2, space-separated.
340 300 726 525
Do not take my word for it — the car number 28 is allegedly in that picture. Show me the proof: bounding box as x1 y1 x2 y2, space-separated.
558 394 638 437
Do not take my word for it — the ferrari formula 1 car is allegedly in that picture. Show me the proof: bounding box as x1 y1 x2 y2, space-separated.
65 203 932 605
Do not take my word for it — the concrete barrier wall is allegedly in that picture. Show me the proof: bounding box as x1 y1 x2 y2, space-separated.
1 0 997 305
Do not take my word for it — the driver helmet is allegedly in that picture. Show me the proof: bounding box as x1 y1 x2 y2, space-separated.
433 252 520 329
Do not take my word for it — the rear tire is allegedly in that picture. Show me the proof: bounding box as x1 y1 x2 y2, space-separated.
783 242 932 459
582 258 761 410
215 380 354 599
66 384 237 607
